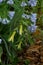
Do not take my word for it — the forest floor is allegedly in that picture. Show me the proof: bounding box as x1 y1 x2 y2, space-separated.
17 30 43 65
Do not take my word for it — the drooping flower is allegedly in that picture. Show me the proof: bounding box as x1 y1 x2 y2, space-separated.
30 13 37 24
28 0 37 7
0 39 2 44
21 1 27 7
2 18 10 24
0 0 3 3
7 0 14 5
22 13 30 19
8 11 15 19
28 24 37 32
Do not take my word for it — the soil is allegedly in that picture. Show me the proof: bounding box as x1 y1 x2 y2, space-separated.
17 30 43 65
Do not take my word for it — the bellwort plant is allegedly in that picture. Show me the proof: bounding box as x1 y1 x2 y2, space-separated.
0 0 42 65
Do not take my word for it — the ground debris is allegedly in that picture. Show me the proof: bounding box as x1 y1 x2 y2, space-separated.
17 39 43 65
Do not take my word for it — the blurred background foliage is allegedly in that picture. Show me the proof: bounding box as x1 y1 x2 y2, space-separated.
0 0 43 65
